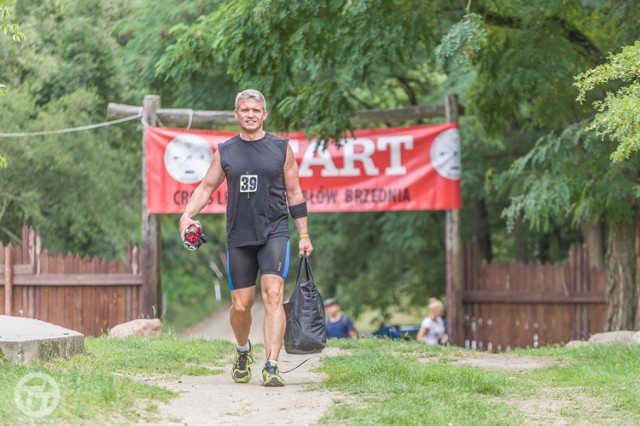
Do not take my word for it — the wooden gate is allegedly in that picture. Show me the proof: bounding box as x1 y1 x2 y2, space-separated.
0 226 143 336
462 242 606 351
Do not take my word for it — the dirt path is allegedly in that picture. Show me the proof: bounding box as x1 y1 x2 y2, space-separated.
136 298 339 425
179 298 265 343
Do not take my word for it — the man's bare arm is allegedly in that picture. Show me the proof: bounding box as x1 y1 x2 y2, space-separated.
283 144 313 256
179 150 225 239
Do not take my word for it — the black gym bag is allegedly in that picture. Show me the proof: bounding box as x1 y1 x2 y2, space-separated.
283 255 326 354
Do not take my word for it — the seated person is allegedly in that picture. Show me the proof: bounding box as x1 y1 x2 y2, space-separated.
324 298 357 339
417 298 448 345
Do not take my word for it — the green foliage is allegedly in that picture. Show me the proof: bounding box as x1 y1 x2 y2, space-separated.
496 122 639 232
436 13 487 70
0 0 139 256
575 41 640 162
468 11 596 133
114 0 236 110
8 0 125 105
158 0 441 143
0 0 23 167
0 90 140 255
0 1 23 42
447 1 640 262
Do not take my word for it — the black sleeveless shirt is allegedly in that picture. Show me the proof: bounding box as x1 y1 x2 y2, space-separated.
218 132 290 247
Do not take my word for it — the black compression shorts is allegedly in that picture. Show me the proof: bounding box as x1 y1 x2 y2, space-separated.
226 237 290 290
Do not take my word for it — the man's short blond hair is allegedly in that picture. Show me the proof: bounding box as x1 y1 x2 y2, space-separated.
235 89 267 110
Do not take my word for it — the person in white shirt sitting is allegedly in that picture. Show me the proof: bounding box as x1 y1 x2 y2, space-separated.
417 298 448 345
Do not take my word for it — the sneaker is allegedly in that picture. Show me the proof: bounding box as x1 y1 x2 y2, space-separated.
261 361 284 387
231 342 253 383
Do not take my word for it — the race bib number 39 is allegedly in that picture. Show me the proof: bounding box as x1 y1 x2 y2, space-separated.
240 174 258 193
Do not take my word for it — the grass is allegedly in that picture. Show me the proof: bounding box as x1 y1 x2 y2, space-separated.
2 334 639 425
319 339 640 425
0 336 234 425
519 345 640 419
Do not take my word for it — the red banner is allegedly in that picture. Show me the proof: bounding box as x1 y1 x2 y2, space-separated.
146 124 461 214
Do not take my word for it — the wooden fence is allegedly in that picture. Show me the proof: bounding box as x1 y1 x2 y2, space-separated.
462 241 607 351
0 226 143 336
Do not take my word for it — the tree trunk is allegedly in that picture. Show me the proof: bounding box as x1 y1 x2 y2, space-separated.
471 199 493 262
605 220 637 330
581 219 604 270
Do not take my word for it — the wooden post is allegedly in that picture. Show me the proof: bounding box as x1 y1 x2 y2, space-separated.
5 245 13 316
141 95 162 318
445 93 464 345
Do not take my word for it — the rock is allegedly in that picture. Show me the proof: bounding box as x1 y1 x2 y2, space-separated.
0 316 84 364
565 340 590 348
634 331 640 345
109 318 163 338
588 330 636 345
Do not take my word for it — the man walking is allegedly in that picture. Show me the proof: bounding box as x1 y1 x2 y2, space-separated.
179 89 313 387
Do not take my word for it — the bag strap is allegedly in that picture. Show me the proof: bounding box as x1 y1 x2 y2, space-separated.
295 254 314 284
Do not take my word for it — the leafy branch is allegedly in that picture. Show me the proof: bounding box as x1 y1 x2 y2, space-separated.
435 13 487 70
0 2 23 42
575 41 640 162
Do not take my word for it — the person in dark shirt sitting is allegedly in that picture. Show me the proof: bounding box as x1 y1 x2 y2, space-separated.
324 298 357 339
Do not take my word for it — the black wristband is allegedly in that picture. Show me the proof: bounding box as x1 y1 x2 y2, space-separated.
289 202 308 219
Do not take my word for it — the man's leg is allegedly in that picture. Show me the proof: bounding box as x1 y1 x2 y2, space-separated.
260 274 286 387
229 287 256 383
227 245 259 383
230 287 255 346
261 274 286 361
256 237 289 387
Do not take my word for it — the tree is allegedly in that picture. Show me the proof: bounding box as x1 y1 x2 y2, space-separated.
572 40 640 328
476 3 640 330
496 122 639 329
0 0 139 256
434 1 640 330
0 0 23 167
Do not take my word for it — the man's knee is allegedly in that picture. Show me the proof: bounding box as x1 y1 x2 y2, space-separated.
262 282 284 305
231 292 254 313
231 302 252 313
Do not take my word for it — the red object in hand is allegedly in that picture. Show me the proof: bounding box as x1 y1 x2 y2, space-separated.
185 223 202 244
183 221 207 251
